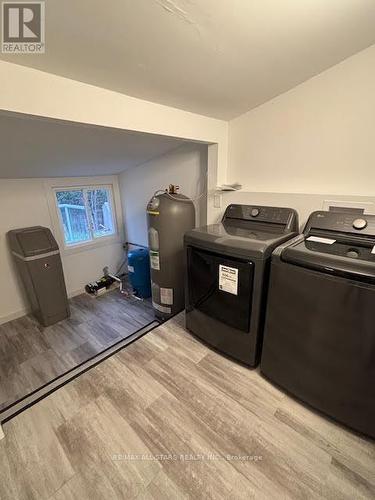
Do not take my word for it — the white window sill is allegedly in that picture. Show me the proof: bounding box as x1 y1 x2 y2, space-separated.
60 234 122 256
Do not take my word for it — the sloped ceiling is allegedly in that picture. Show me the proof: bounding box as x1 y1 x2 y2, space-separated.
0 112 186 178
1 0 375 119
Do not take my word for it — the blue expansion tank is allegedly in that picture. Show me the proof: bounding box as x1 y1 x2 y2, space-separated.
127 248 151 298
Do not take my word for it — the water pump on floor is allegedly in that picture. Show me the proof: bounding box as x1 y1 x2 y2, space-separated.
85 275 116 296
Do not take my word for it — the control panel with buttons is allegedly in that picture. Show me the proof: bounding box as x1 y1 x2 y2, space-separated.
223 204 295 226
307 211 375 237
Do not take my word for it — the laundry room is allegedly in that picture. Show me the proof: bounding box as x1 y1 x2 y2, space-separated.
0 1 375 499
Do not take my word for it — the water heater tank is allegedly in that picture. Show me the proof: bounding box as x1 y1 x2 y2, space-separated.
147 189 195 320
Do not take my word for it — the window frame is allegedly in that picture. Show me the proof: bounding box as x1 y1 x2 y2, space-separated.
54 185 116 248
45 178 123 255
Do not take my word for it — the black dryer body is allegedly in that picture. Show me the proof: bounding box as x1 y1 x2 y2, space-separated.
185 204 299 366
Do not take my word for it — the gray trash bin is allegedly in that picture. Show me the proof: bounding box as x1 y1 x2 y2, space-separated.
8 226 70 327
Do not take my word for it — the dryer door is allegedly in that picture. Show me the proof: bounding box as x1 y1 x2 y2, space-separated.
187 246 254 332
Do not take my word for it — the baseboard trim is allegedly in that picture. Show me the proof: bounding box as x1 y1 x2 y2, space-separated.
0 288 84 326
67 288 85 299
0 308 29 325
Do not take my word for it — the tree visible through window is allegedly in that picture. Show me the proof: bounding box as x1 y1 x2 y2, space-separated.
55 187 115 246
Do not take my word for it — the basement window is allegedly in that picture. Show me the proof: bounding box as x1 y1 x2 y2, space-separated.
55 186 116 246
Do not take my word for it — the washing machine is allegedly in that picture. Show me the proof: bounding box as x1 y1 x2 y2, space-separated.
184 204 299 366
261 210 375 439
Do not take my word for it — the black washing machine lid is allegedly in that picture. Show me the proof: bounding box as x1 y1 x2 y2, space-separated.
282 240 375 281
281 210 375 282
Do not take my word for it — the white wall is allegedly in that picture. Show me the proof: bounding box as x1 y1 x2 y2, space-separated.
119 143 208 247
229 44 375 194
212 44 375 225
0 177 124 324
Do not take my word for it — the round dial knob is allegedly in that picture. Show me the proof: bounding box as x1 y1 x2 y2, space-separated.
352 218 367 230
347 249 359 259
251 208 260 217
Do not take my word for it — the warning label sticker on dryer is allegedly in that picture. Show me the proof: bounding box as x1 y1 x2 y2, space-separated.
219 265 238 295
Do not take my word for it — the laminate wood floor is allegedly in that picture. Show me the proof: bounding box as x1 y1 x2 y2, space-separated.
0 313 374 500
0 290 155 412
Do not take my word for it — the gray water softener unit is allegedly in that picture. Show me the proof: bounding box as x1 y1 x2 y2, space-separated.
8 226 70 327
147 185 195 320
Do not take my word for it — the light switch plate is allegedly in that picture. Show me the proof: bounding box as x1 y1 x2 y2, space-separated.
214 194 222 208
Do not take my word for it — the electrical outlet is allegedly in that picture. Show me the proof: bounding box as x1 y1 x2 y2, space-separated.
214 193 222 209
